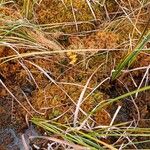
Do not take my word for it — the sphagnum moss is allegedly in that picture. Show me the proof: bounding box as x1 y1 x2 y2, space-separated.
1 0 150 149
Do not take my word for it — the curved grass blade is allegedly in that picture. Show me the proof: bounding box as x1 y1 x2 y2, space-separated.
111 17 150 81
81 85 150 124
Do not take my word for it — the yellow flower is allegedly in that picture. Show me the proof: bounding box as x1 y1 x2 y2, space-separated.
67 52 78 65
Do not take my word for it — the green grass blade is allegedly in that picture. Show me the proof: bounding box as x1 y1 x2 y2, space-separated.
111 16 150 81
112 30 150 80
81 85 150 123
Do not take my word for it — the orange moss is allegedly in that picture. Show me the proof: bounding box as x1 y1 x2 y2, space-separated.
34 0 103 33
94 109 111 125
0 5 21 19
0 2 150 148
83 31 119 49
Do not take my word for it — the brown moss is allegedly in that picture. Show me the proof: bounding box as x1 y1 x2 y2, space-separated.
0 1 150 148
34 0 103 33
94 109 111 125
120 0 141 9
83 31 119 49
0 5 21 19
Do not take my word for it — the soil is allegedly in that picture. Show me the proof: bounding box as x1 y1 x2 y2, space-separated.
0 0 150 149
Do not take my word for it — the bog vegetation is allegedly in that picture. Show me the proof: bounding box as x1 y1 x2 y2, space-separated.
0 0 150 149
